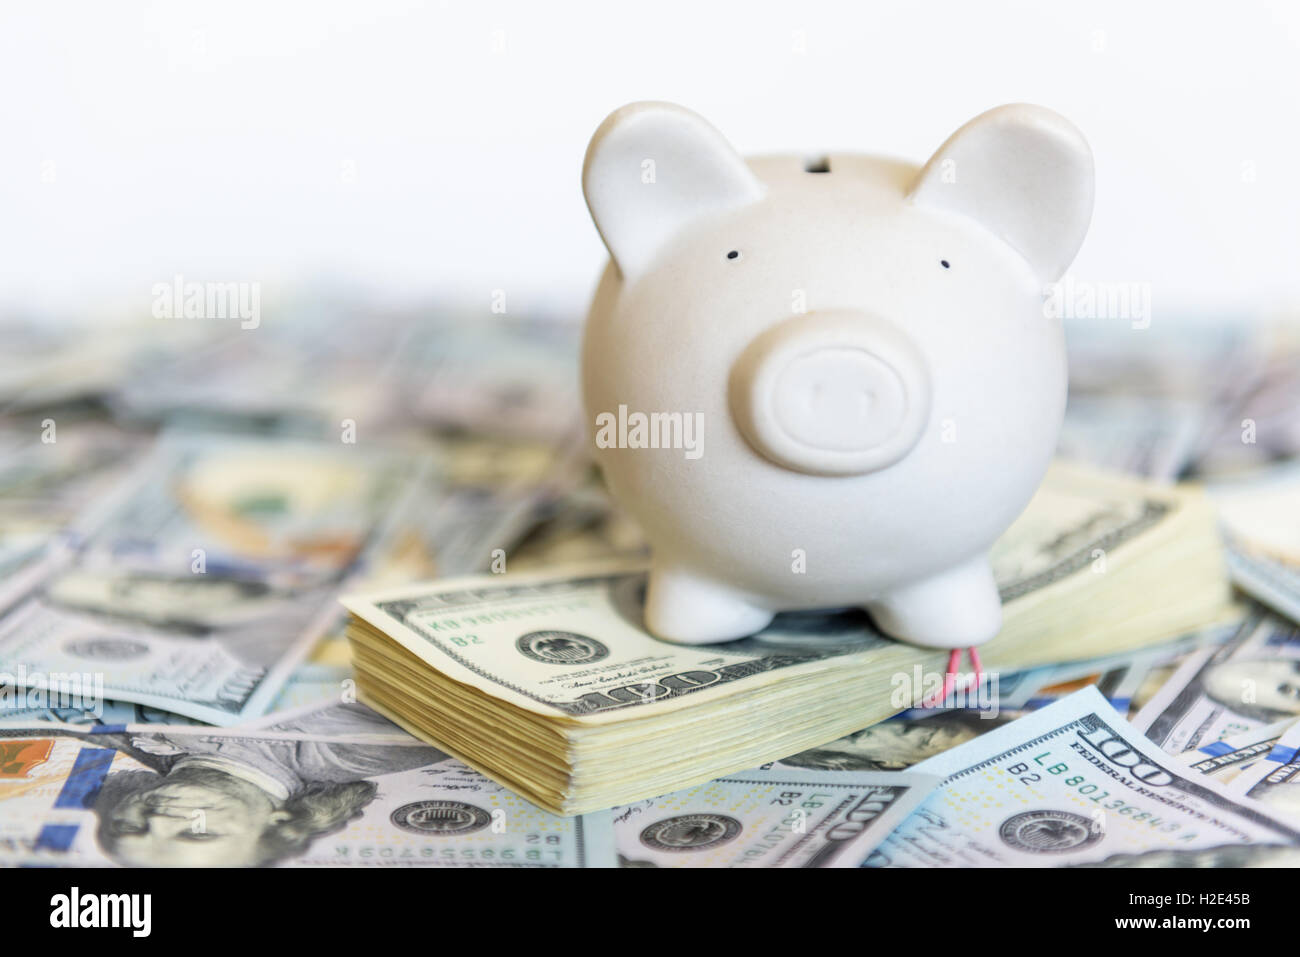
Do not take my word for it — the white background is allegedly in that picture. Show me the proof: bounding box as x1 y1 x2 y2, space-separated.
2 0 1298 322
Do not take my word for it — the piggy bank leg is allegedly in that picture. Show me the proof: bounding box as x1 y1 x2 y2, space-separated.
645 564 774 644
866 555 1002 649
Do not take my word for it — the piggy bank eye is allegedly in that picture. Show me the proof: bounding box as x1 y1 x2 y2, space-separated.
726 250 741 261
940 260 951 269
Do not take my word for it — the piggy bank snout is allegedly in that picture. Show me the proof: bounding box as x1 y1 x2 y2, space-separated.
729 312 931 476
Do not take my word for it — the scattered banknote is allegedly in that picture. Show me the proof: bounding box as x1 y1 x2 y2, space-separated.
0 657 355 730
112 301 413 433
0 418 151 609
260 661 353 713
1134 610 1300 753
1019 658 1148 714
1190 322 1300 477
0 694 193 729
868 665 1038 716
0 725 613 867
1178 718 1298 784
613 767 938 868
1129 659 1185 719
241 700 410 738
0 317 218 411
866 687 1300 867
412 433 593 579
0 432 430 724
1062 316 1264 481
1014 630 1229 714
772 709 1020 773
400 316 583 442
1228 719 1300 822
506 477 649 571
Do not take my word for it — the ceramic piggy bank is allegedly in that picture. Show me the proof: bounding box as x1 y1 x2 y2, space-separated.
580 101 1093 649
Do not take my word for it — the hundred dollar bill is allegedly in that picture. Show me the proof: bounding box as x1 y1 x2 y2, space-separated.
292 768 614 868
1129 652 1202 719
872 666 1038 716
1192 324 1300 477
1063 314 1263 480
506 478 649 571
1000 657 1139 715
0 725 613 867
773 710 1021 773
112 305 411 431
0 659 355 729
413 433 594 579
0 433 429 725
613 767 937 868
400 315 583 442
0 316 214 410
1178 718 1298 784
0 418 149 608
0 693 196 728
260 661 354 713
866 687 1300 868
242 700 411 738
1026 658 1150 714
1015 633 1223 714
1133 610 1300 753
1228 720 1300 822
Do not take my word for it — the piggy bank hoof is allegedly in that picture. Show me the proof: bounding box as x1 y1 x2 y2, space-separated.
645 567 774 644
865 556 1002 649
729 311 931 477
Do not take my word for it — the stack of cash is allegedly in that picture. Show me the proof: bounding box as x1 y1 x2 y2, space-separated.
342 462 1231 814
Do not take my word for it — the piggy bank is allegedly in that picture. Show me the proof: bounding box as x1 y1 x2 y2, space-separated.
580 101 1093 649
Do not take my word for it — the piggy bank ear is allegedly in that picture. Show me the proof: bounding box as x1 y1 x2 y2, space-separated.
908 104 1094 283
583 102 765 281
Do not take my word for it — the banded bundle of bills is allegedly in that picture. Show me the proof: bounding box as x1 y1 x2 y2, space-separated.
343 461 1232 815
